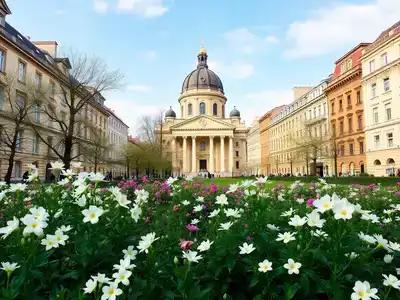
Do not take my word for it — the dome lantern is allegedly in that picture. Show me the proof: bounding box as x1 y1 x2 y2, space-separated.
230 106 241 118
165 106 176 119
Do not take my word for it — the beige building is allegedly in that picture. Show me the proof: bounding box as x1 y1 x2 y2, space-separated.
0 1 110 179
157 47 248 177
362 21 400 176
268 81 333 176
246 118 261 175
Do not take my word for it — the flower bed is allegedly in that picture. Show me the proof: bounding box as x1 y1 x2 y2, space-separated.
1 166 400 299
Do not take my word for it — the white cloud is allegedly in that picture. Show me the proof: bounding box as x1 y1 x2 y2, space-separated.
127 84 151 92
116 0 169 18
93 0 109 13
284 0 400 59
265 35 279 43
224 28 278 54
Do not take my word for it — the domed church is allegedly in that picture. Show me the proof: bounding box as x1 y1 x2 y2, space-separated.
158 46 248 177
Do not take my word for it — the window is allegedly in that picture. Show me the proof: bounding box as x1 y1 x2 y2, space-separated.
349 143 354 155
357 115 363 130
33 134 39 154
62 88 67 104
331 102 335 114
235 151 239 157
35 72 42 88
34 104 40 122
50 81 55 99
374 135 380 148
387 133 393 147
18 61 26 82
339 121 344 135
200 141 206 151
369 60 375 72
0 86 3 110
359 141 364 154
381 53 388 66
347 94 351 106
235 142 239 147
235 161 240 169
0 49 4 72
213 103 217 116
331 124 336 135
313 107 316 118
199 102 205 115
383 78 390 92
323 103 327 115
373 107 379 124
339 99 343 110
348 118 353 132
356 91 361 103
188 103 192 115
340 145 345 156
16 132 21 152
385 103 392 120
371 83 376 97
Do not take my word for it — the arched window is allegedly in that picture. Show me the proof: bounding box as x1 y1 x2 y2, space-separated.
213 103 217 116
374 159 381 165
387 158 395 164
188 103 192 116
200 141 206 151
200 102 205 115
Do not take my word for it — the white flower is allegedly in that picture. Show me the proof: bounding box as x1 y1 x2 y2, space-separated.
122 246 138 260
313 195 333 213
333 203 354 220
21 214 48 236
82 205 104 224
383 254 393 264
196 196 204 202
113 258 135 271
284 259 301 275
191 219 200 225
8 183 27 192
1 262 20 274
311 230 328 238
88 172 105 182
134 189 149 204
288 215 307 227
58 178 70 185
215 194 229 206
54 229 69 246
374 234 389 249
218 221 233 231
58 225 72 232
115 193 131 208
130 205 142 223
267 224 280 231
258 259 273 272
383 274 400 289
112 268 132 286
307 210 326 228
71 161 82 169
345 252 359 259
75 195 87 207
101 282 123 300
351 281 379 300
182 200 190 206
54 209 63 219
197 239 213 252
29 207 49 222
276 232 296 244
209 209 220 218
224 208 241 219
166 177 178 185
193 205 203 212
0 217 19 239
296 198 305 204
27 170 39 182
389 241 400 252
227 184 239 194
41 235 59 250
91 273 110 284
137 232 159 254
358 232 376 244
182 250 202 263
83 278 97 294
239 243 255 255
281 208 295 217
255 176 268 184
49 161 65 170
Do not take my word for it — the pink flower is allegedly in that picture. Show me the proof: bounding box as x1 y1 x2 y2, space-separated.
293 193 298 199
186 224 199 232
179 239 194 251
186 213 190 217
307 198 315 206
145 217 151 223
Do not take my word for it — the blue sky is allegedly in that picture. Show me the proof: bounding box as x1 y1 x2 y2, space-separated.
6 0 400 134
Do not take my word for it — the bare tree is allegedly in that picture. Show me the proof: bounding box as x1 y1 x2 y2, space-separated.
31 51 123 169
0 75 47 183
82 129 110 173
324 130 340 177
138 114 162 145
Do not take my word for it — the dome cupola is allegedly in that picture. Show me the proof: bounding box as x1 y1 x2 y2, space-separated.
181 47 224 94
230 106 240 118
165 106 176 118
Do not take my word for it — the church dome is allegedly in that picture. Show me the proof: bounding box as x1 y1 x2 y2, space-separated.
230 106 240 118
181 47 224 94
165 106 176 118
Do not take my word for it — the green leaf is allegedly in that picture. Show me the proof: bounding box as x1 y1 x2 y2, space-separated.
284 283 299 300
60 270 81 280
249 276 259 288
227 258 235 273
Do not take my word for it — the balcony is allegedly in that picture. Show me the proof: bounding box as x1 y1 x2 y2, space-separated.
305 114 327 125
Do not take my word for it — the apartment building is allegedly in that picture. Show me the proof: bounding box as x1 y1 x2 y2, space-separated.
326 43 370 176
0 2 110 179
362 21 400 176
246 118 261 175
268 82 332 176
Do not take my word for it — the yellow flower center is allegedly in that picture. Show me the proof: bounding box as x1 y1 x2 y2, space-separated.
341 209 348 216
90 213 96 219
323 203 329 209
358 291 365 297
49 241 54 246
108 288 115 296
32 223 38 228
290 265 296 269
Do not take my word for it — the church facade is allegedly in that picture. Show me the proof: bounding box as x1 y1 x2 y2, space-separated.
157 47 248 177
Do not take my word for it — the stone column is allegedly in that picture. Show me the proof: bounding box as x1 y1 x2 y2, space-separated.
191 136 197 173
171 137 176 176
229 136 233 176
182 136 187 173
220 136 225 174
209 136 214 174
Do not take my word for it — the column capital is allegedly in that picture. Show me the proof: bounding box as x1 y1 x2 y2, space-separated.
182 136 187 139
229 136 233 140
192 136 196 140
209 136 214 139
220 136 225 140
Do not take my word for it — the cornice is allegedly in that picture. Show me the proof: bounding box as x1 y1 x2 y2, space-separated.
326 66 362 93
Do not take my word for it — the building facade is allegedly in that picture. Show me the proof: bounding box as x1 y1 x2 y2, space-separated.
157 47 248 177
0 1 111 179
362 21 400 176
246 118 261 175
326 43 370 176
107 108 129 178
268 83 333 176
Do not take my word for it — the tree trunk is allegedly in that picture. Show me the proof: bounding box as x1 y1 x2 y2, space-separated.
312 158 317 176
5 148 16 184
63 114 76 170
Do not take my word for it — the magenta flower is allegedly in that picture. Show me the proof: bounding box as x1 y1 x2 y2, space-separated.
186 224 199 232
307 198 315 206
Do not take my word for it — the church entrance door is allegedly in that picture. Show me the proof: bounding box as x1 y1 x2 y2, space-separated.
199 159 207 171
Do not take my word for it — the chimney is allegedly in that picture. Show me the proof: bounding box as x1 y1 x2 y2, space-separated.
292 86 312 100
32 41 58 58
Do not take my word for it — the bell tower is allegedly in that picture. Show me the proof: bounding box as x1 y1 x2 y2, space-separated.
197 45 208 68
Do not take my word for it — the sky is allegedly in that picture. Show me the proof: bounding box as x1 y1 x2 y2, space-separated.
5 0 400 135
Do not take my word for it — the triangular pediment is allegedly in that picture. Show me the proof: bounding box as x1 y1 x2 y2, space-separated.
170 115 235 131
